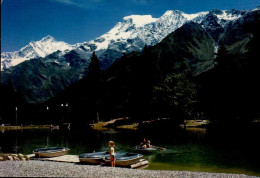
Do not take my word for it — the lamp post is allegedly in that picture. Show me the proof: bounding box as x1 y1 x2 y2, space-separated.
15 107 18 126
46 106 49 125
61 103 68 124
61 104 64 124
15 107 18 153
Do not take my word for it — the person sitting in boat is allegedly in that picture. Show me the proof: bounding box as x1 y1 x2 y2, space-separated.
146 140 153 148
141 144 147 149
140 138 147 148
108 141 115 167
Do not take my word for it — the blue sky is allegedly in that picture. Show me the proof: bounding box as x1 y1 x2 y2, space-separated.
1 0 260 52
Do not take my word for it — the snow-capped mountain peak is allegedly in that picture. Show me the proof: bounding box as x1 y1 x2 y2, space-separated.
86 10 188 52
1 36 73 70
209 9 247 27
39 35 56 43
84 14 158 51
1 8 251 71
158 10 184 21
162 10 182 16
123 15 157 27
182 11 208 21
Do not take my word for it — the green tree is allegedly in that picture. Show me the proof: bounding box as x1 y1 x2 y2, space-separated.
86 51 105 122
243 11 260 121
87 51 102 80
214 43 229 69
246 11 260 71
153 73 197 121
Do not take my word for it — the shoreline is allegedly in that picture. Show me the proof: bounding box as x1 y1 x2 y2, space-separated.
90 118 210 131
0 125 50 131
0 161 254 177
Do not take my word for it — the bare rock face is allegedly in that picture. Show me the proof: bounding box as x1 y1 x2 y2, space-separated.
13 156 20 161
24 155 30 160
2 155 9 160
11 154 18 157
0 153 29 161
18 154 24 159
7 156 14 161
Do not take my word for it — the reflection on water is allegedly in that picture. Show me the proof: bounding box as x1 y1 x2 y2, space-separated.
0 126 260 176
185 127 207 134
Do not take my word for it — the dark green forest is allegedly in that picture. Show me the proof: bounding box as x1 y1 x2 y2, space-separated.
1 13 260 127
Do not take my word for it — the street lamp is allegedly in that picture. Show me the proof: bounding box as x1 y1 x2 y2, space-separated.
15 107 18 126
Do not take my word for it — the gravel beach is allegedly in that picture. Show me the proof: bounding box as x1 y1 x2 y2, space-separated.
0 161 255 177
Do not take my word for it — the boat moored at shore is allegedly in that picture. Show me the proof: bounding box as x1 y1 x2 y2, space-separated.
33 147 70 158
104 153 143 167
79 151 109 164
136 146 166 153
79 151 126 164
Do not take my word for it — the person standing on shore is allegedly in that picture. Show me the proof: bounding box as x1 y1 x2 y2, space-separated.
108 141 115 167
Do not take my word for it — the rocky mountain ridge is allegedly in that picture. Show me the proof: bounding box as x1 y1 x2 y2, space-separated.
1 9 248 70
1 8 258 103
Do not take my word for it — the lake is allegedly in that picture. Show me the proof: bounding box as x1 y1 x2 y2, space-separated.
0 125 260 176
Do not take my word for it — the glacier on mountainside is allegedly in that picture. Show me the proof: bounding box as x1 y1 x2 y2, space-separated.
1 9 248 70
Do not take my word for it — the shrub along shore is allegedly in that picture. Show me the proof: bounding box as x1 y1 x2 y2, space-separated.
0 125 50 131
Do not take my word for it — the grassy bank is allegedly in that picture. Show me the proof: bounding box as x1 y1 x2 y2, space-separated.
90 118 210 131
90 117 138 130
0 125 51 131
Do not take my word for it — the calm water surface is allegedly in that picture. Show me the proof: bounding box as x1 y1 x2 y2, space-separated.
0 126 260 176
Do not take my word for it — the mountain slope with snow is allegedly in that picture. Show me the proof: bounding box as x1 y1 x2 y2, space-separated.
1 35 74 70
1 8 258 103
83 10 208 55
1 9 248 71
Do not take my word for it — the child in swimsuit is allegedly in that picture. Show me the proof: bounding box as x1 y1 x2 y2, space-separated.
108 141 115 167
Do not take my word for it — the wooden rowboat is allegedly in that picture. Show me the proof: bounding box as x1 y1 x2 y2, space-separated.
79 151 125 164
137 147 157 152
79 151 110 164
33 147 70 158
104 153 143 167
136 146 166 153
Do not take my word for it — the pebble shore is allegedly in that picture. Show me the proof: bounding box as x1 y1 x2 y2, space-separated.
0 161 255 177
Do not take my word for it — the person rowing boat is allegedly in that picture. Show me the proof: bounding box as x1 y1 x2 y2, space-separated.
140 138 147 148
137 138 166 152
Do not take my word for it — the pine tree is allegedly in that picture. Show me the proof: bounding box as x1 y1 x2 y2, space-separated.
247 11 260 71
243 11 260 121
142 44 149 53
87 51 102 80
86 51 105 122
214 42 229 71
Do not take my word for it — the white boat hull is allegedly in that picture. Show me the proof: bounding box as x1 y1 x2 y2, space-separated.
105 154 143 167
79 157 104 164
34 149 70 158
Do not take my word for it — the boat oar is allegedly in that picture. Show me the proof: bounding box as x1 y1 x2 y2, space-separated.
155 146 166 150
126 145 139 151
